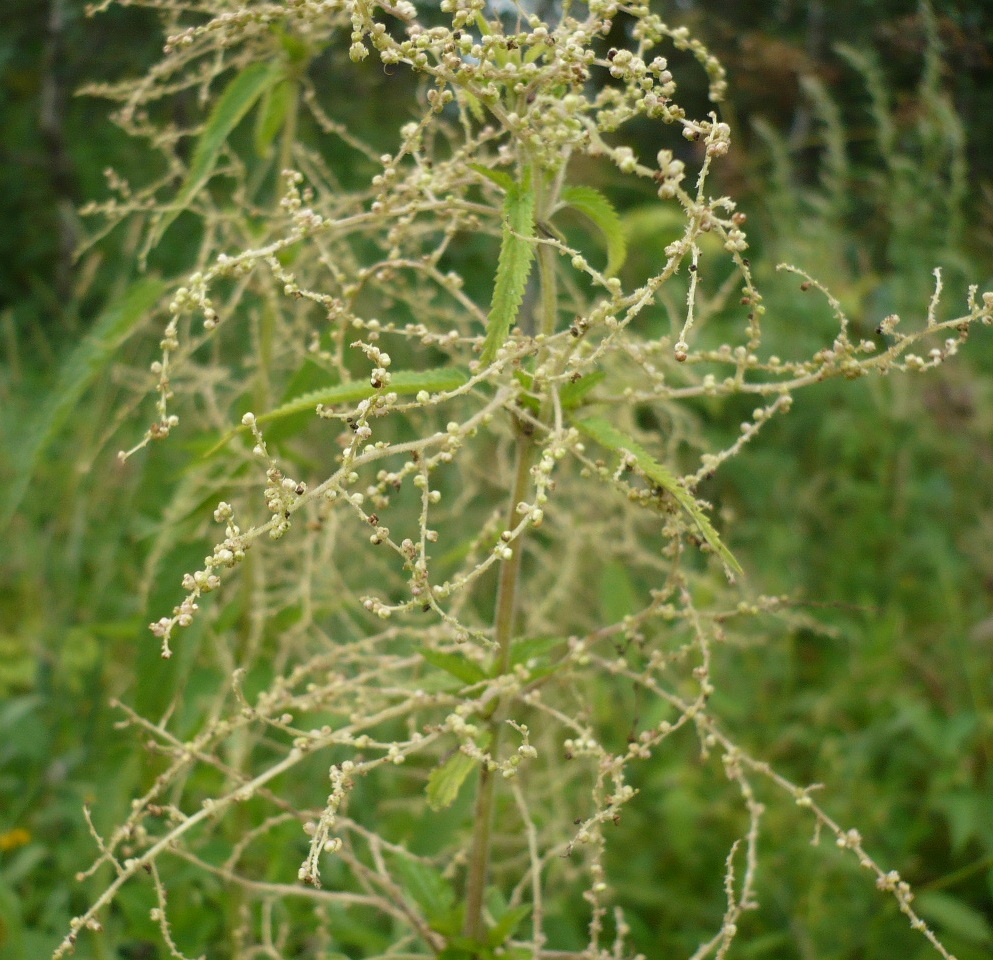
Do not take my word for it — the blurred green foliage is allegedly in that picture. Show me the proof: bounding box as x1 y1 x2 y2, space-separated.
0 0 165 329
2 2 992 958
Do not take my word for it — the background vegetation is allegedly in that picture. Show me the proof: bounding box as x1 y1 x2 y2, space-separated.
2 2 993 958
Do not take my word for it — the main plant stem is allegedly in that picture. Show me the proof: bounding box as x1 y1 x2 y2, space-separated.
463 428 534 943
463 174 558 945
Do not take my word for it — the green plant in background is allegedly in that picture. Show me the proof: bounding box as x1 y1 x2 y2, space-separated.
4 1 991 958
709 14 993 955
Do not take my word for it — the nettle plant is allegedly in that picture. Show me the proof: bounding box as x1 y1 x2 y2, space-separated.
64 0 992 958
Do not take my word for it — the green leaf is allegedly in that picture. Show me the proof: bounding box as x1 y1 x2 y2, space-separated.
463 92 487 124
421 649 488 686
506 635 564 669
152 62 281 247
485 886 509 917
254 77 293 158
260 359 331 444
497 635 566 683
274 28 313 66
486 904 531 947
559 370 605 409
480 171 536 366
916 891 993 945
426 750 479 811
205 367 469 455
469 163 515 192
512 370 540 414
509 370 604 415
388 853 456 922
575 417 742 578
560 185 627 276
438 945 487 960
0 276 166 534
254 367 468 422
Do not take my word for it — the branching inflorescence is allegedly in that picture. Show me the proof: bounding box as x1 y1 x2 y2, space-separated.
62 0 992 958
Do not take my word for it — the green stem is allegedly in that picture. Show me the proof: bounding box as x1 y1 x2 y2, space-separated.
537 241 558 340
463 164 559 948
462 740 499 946
463 427 535 943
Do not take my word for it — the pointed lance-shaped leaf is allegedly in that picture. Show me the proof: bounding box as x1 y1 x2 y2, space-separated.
151 62 283 247
479 170 536 366
576 416 743 578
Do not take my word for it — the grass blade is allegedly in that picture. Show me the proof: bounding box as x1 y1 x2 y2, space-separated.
1 276 166 533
